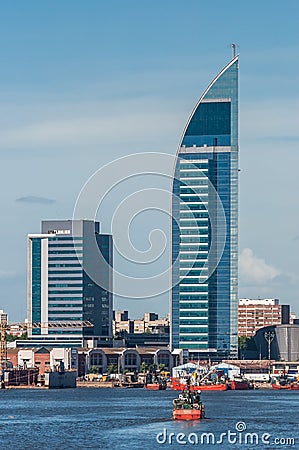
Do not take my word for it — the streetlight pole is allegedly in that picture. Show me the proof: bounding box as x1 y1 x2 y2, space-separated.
264 330 275 377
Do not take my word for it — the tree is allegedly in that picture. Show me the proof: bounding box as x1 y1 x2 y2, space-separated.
107 363 118 374
149 363 157 373
89 365 99 374
140 361 148 373
114 330 128 340
6 332 28 342
238 336 249 350
238 336 257 351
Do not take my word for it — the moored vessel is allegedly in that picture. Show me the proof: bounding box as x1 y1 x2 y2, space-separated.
272 381 299 390
145 373 167 390
146 381 167 390
272 373 299 390
230 377 254 390
171 377 227 391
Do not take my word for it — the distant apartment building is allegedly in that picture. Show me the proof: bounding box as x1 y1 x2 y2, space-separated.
113 311 170 336
290 312 299 325
6 324 27 338
0 309 8 325
238 298 290 337
27 220 113 348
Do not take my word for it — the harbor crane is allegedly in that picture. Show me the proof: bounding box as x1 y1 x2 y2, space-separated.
0 319 93 370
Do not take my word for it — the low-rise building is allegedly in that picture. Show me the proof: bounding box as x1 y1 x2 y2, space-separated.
6 347 78 375
78 347 173 376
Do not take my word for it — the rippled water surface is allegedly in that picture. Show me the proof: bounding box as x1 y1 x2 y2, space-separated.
0 388 298 449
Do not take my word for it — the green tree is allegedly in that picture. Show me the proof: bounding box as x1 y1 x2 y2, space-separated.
6 332 28 342
238 336 249 350
149 363 157 373
238 336 257 351
107 363 118 374
89 365 99 374
140 361 148 373
114 330 127 340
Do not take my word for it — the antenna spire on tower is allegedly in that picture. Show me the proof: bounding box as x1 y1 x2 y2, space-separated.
231 43 238 58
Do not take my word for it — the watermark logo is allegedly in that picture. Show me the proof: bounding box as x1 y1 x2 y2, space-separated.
73 152 227 299
235 421 246 432
156 422 296 446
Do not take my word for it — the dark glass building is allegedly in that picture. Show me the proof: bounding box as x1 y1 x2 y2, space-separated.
171 56 239 360
28 220 113 347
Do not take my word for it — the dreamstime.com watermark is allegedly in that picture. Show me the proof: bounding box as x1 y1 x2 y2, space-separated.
156 422 296 446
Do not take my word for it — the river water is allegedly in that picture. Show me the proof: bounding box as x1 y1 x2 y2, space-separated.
0 388 298 449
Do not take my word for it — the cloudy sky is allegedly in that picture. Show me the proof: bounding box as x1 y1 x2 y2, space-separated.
0 1 299 321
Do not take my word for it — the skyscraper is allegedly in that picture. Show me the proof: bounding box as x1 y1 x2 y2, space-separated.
28 220 113 347
171 56 239 360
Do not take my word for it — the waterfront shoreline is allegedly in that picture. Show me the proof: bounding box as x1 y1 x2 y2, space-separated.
1 381 276 389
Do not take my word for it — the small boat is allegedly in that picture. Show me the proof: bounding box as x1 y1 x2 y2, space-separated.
272 373 299 390
172 382 205 420
146 381 167 390
272 381 299 390
230 377 254 390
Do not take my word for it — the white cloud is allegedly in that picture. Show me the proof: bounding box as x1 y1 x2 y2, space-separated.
0 270 16 279
0 98 183 151
241 98 299 141
16 196 56 205
239 248 280 285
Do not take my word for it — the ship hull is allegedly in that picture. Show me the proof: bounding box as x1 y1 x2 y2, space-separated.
146 384 166 390
230 380 250 390
171 378 227 391
173 408 204 420
272 383 299 390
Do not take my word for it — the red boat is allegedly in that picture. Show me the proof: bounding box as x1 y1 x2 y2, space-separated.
272 382 299 390
146 383 167 390
172 385 205 420
171 377 227 391
173 408 204 420
230 378 253 390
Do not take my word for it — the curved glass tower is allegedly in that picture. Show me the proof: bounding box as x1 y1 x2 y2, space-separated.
171 56 239 360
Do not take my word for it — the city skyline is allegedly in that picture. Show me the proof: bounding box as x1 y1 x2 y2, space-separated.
0 1 299 320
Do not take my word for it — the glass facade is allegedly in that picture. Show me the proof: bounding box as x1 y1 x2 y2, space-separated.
28 220 113 345
171 57 239 359
31 238 41 334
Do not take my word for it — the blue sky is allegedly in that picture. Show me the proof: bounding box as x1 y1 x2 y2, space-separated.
0 1 299 321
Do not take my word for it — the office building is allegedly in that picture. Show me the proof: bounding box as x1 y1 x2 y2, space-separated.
171 56 239 360
27 220 113 347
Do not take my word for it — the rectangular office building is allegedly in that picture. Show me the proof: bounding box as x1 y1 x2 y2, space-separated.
28 220 113 347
